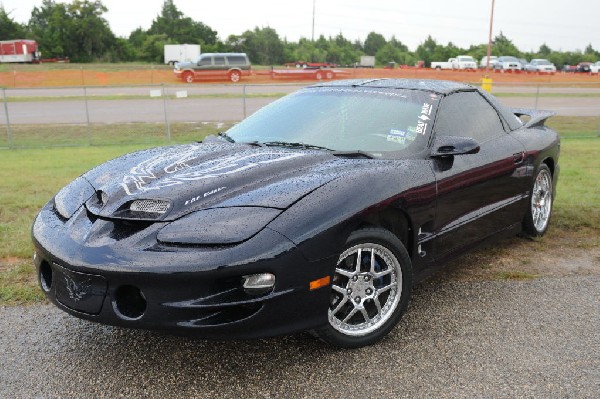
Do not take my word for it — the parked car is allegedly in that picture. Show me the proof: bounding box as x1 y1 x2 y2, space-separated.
32 79 559 348
431 55 477 70
524 59 557 73
174 53 251 83
576 62 592 73
590 61 600 74
494 56 522 71
480 55 498 69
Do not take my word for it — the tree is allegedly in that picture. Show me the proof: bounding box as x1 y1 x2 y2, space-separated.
239 27 284 64
0 6 27 39
364 32 386 55
28 0 116 61
492 32 520 57
148 0 217 45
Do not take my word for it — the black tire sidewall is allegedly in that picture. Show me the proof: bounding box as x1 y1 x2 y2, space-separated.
523 164 553 237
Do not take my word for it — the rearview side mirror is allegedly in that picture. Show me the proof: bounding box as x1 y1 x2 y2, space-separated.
430 136 480 157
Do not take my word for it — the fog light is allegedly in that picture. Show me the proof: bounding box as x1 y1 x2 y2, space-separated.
243 273 275 295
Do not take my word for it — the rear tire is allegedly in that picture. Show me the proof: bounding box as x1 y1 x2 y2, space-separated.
523 164 553 237
314 228 413 348
183 72 194 83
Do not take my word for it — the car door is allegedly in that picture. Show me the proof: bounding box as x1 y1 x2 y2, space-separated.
431 91 529 260
195 55 213 78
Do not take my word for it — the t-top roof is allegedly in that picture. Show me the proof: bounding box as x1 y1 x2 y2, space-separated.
312 78 475 95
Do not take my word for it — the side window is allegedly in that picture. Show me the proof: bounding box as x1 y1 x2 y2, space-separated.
198 56 212 66
213 56 226 66
434 92 506 142
227 55 247 65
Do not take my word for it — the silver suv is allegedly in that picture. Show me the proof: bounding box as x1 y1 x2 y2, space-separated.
174 53 251 83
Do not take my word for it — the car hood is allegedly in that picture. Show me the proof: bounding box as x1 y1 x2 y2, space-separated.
81 142 343 221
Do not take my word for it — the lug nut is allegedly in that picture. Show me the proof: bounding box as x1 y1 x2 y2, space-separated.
347 288 352 295
364 275 370 281
352 275 358 282
366 288 372 295
354 296 361 303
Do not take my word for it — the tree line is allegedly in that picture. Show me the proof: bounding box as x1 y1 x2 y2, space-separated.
1 0 599 67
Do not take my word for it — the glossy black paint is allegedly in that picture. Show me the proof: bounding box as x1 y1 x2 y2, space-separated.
32 79 560 339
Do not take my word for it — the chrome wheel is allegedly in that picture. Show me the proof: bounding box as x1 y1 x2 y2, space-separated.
531 168 552 233
328 243 402 337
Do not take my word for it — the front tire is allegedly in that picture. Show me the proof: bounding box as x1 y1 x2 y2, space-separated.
523 164 553 236
229 70 241 83
314 228 413 348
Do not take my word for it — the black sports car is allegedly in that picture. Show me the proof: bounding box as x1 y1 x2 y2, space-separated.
32 79 559 348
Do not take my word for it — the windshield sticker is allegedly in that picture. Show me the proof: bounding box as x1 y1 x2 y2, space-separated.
415 102 433 135
387 129 407 144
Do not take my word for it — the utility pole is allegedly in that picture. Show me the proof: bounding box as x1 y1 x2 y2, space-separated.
486 0 496 70
312 0 316 41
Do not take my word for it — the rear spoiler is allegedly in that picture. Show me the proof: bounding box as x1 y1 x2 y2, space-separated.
513 108 556 128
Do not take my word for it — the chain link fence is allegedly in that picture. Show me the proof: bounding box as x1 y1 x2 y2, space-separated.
1 82 599 149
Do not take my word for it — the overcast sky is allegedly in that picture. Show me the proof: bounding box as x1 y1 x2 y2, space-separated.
3 0 600 52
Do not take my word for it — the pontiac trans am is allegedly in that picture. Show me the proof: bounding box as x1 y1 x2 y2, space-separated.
32 79 560 348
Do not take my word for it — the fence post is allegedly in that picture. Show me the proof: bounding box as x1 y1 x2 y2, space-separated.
162 84 171 141
83 86 92 145
243 84 247 119
534 84 540 110
2 88 13 148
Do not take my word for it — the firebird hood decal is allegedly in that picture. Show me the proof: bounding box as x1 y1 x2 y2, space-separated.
121 147 305 196
82 143 348 221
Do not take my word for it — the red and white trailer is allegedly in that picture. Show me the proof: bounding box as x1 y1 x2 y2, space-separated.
0 40 41 63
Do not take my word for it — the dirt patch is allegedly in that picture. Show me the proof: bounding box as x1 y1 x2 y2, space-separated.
2 67 600 88
437 227 600 282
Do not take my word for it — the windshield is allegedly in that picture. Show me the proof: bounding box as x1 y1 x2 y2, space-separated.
226 87 439 156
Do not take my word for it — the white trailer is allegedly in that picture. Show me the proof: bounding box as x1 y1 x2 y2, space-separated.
164 44 201 65
358 55 375 68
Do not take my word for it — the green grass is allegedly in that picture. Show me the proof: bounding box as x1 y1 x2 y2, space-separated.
0 118 598 304
3 121 233 149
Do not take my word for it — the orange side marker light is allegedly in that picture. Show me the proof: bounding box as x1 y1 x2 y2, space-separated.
309 276 331 291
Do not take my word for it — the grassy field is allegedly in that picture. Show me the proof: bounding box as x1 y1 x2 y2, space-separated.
1 117 598 304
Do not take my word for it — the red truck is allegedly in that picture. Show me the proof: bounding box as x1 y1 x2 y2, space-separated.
0 40 41 63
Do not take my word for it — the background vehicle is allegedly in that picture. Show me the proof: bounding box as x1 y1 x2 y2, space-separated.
431 56 476 70
480 55 499 69
576 62 592 72
174 53 251 83
494 56 522 71
524 59 557 73
590 61 600 74
164 44 201 65
0 39 41 63
358 55 375 68
32 79 559 348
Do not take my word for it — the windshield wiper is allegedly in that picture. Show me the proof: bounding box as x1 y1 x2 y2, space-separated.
331 150 376 159
217 131 236 143
263 141 333 151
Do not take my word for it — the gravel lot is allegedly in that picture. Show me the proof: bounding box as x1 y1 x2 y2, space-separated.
1 275 599 398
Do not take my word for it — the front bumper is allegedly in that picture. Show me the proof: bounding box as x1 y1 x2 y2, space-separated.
32 202 333 339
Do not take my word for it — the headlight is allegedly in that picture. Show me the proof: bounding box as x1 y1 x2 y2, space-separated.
54 177 95 219
157 207 281 245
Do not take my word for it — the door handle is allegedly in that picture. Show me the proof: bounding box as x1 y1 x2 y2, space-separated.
513 152 525 164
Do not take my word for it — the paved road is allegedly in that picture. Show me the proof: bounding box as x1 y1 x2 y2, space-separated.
1 275 598 398
3 84 599 125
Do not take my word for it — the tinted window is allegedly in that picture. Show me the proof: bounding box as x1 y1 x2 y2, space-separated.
227 87 440 155
227 55 247 65
198 56 212 66
213 56 226 66
434 92 505 142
